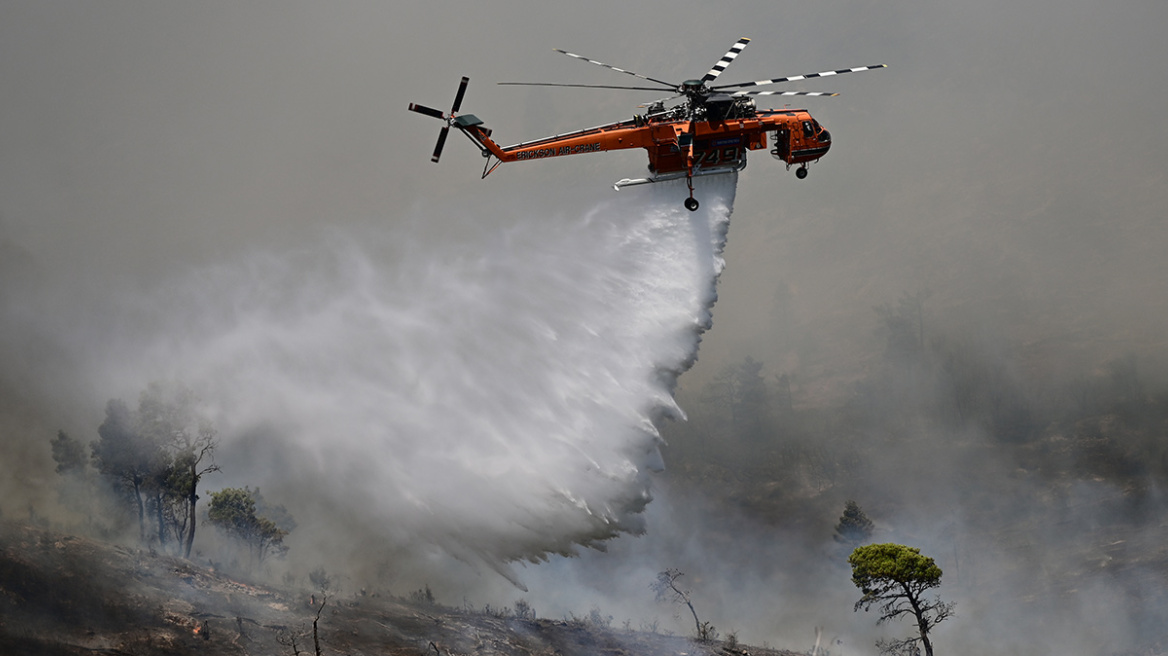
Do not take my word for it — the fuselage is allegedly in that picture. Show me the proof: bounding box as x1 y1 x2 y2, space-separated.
462 108 831 177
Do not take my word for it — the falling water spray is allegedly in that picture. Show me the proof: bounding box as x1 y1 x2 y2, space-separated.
13 174 737 584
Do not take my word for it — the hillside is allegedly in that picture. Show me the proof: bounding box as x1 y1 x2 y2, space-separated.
660 345 1168 655
0 521 797 656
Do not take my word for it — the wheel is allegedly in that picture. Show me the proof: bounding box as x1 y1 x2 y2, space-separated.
684 197 700 211
795 166 808 179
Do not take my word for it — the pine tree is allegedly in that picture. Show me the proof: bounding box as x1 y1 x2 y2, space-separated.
849 543 955 656
834 500 875 548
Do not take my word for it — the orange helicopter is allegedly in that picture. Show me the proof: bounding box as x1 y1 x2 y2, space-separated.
409 38 884 211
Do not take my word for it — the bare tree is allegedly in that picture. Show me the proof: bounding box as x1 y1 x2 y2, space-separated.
276 595 327 656
651 568 716 642
312 595 326 656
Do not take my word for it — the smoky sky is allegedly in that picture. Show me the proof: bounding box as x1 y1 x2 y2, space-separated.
3 0 1164 373
3 1 1168 653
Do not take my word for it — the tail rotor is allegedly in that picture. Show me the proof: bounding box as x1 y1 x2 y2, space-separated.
409 76 470 163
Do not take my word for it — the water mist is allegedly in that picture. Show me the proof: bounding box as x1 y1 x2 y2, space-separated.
23 174 738 584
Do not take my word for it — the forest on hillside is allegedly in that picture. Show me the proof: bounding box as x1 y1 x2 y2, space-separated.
659 293 1168 650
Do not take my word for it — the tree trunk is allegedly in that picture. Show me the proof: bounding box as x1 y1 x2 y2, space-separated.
155 493 167 549
905 586 934 656
132 479 146 544
685 599 701 638
184 466 197 559
666 577 703 639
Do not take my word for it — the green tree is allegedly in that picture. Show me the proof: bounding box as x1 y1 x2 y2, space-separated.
91 399 166 543
137 382 220 558
89 384 219 555
834 500 875 549
708 356 770 442
208 487 291 566
874 291 930 367
848 543 954 656
50 430 88 474
50 429 110 529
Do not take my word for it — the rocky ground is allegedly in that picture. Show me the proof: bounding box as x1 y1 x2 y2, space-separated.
0 521 799 656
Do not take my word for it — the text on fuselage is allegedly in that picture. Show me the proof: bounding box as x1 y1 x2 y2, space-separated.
516 142 602 160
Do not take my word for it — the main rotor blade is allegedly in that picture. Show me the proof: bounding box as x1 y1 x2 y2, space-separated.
636 95 683 108
701 37 751 83
409 103 446 120
431 126 450 163
712 64 887 90
553 48 677 88
733 90 839 97
498 82 675 92
451 76 469 114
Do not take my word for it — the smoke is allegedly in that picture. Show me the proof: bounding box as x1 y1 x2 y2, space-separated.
1 174 736 584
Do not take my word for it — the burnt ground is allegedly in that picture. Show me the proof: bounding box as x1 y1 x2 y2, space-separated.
0 521 798 656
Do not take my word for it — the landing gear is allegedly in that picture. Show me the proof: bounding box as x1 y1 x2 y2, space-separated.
795 165 808 179
684 174 699 211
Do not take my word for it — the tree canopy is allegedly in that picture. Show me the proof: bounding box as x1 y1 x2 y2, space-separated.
208 487 291 565
87 383 219 555
91 398 168 542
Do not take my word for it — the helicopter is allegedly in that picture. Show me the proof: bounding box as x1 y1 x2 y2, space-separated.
409 38 884 211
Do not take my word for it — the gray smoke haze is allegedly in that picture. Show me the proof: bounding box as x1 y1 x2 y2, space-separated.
4 1 1168 654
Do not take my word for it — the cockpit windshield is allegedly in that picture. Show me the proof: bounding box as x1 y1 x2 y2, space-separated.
805 119 830 143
